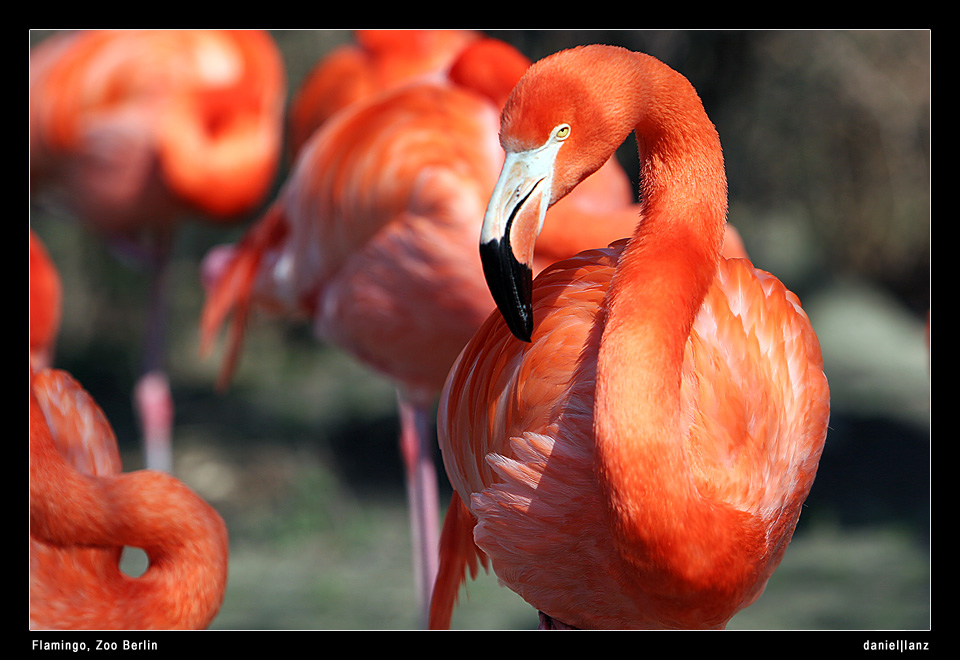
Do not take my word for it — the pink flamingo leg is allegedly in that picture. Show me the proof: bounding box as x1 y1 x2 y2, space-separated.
134 241 174 473
397 390 440 626
134 371 173 474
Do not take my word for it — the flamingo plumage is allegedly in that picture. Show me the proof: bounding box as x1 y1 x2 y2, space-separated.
429 45 829 630
198 35 642 625
29 366 229 630
29 29 286 473
30 231 62 370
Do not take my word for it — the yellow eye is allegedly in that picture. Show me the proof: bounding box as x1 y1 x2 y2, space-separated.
555 124 570 140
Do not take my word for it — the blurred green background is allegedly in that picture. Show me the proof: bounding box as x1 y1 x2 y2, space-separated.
29 30 930 630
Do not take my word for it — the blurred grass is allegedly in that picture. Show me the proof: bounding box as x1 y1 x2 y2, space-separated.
31 30 929 631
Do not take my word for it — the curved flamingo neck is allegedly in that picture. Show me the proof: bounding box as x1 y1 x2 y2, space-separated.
589 53 742 594
30 382 228 629
99 473 229 628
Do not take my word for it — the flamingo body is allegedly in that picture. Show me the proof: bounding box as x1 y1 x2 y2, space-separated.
30 367 228 630
203 80 504 396
435 246 826 629
430 45 829 630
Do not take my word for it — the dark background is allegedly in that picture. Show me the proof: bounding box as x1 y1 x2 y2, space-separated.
29 29 930 630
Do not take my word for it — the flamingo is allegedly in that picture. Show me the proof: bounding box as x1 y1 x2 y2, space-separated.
198 35 643 625
29 366 229 630
30 231 62 370
429 45 830 630
29 29 286 473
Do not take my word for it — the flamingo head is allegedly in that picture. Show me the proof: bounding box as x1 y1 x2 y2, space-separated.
480 45 639 342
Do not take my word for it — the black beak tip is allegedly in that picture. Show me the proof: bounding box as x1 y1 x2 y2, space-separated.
480 239 533 343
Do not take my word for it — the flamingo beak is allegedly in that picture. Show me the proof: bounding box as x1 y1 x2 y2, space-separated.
480 149 556 342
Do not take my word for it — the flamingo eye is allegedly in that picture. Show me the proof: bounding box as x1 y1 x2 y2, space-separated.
555 124 570 140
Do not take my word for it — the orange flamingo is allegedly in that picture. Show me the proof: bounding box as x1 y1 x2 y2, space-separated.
429 45 830 630
30 231 62 370
30 366 229 630
199 36 641 624
29 29 286 473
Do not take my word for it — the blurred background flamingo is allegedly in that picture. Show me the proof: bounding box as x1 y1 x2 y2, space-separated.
29 30 929 629
29 29 287 474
